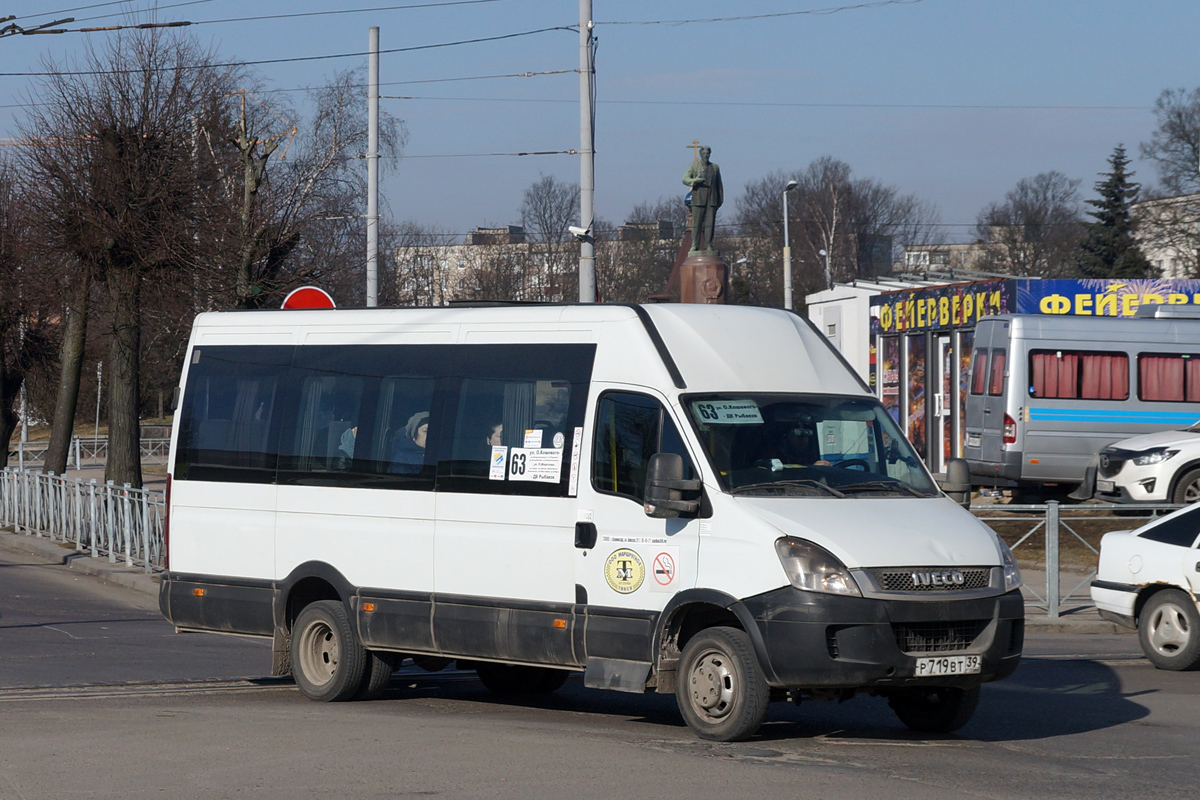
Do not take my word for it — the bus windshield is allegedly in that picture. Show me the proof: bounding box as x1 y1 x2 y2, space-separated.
685 394 939 498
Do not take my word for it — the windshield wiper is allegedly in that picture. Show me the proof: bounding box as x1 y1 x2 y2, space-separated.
731 479 845 498
837 479 926 497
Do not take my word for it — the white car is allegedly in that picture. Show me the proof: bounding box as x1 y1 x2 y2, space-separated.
1092 504 1200 670
1094 423 1200 504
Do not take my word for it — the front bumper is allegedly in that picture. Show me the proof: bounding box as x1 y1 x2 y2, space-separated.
739 586 1024 690
1093 465 1171 503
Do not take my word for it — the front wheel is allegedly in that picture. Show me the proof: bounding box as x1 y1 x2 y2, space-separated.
888 685 980 733
676 627 769 742
1139 589 1200 670
1171 468 1200 505
291 600 367 702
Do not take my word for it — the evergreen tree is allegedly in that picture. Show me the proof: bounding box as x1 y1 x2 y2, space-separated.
1076 145 1157 279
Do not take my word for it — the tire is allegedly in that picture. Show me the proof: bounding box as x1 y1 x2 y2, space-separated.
1138 589 1200 671
355 650 397 701
475 663 570 695
291 600 367 702
1171 468 1200 505
888 685 980 733
675 626 770 742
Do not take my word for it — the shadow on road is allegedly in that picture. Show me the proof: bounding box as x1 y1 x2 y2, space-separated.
362 656 1150 743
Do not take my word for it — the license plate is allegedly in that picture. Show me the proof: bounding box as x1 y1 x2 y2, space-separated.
915 655 981 676
1096 479 1114 492
966 434 981 448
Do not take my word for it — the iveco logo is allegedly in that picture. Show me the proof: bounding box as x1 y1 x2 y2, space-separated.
913 571 965 587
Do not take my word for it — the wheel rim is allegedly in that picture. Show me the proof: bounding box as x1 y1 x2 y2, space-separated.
686 648 737 721
298 618 339 687
1184 480 1200 504
1147 602 1192 656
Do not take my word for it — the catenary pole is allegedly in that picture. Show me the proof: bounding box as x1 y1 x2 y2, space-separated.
578 0 595 302
366 26 380 307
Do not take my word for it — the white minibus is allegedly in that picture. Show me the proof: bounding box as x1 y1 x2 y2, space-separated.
160 303 1023 741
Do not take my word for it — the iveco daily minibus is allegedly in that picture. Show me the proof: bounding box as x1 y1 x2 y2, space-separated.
160 303 1023 741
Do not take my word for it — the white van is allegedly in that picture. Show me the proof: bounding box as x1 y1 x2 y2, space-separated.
160 303 1023 741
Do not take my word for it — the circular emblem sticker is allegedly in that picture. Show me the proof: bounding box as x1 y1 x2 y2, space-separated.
553 431 565 449
604 549 645 594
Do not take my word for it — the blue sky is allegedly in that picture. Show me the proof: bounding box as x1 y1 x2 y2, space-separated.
1 0 1197 243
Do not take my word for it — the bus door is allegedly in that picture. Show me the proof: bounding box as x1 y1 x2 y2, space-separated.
575 389 702 663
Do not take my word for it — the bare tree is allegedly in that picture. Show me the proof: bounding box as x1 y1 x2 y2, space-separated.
736 158 938 306
974 171 1084 277
0 159 54 466
18 30 237 487
519 175 580 301
1141 87 1200 196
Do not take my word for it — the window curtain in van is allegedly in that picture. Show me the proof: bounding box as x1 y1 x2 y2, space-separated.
502 382 535 448
1188 359 1200 402
1140 356 1186 402
1080 354 1128 400
1031 352 1078 398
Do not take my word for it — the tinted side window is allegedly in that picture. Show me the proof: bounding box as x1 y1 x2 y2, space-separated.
1140 506 1200 547
593 392 696 503
435 343 596 497
174 346 291 482
277 345 446 489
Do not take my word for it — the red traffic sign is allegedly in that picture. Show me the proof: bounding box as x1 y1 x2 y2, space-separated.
281 286 336 310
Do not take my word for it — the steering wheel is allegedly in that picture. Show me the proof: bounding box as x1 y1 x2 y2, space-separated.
836 458 870 471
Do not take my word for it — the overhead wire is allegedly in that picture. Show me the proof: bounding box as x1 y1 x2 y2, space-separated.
0 25 577 76
600 0 925 26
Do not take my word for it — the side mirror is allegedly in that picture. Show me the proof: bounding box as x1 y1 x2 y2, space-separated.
940 458 973 508
643 453 702 519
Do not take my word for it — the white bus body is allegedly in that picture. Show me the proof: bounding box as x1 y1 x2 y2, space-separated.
161 303 1022 740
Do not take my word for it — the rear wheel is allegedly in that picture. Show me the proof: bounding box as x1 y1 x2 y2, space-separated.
1139 589 1200 670
355 650 398 700
1171 468 1200 505
676 626 769 742
888 686 980 733
291 600 367 702
475 663 570 695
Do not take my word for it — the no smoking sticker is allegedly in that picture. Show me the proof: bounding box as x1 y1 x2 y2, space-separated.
650 546 680 592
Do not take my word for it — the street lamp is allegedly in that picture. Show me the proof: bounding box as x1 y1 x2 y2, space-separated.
782 179 798 310
819 248 831 290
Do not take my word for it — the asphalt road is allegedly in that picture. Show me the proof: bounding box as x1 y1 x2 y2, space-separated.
2 541 1198 800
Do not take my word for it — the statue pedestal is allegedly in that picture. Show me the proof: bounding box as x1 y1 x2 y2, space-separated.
680 253 727 304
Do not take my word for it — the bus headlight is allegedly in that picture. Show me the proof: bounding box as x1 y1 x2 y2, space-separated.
999 539 1022 592
775 538 861 597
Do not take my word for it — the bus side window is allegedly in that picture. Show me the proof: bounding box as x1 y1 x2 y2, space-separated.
592 392 695 503
174 346 290 481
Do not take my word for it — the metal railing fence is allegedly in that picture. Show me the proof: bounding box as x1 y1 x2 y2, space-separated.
972 500 1184 618
10 437 171 470
0 469 164 572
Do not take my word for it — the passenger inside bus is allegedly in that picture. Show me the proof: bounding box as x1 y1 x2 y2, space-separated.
391 411 429 474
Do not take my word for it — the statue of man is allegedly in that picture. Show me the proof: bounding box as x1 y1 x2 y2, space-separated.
683 145 723 253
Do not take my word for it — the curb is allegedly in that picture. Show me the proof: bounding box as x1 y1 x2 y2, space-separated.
0 529 160 598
